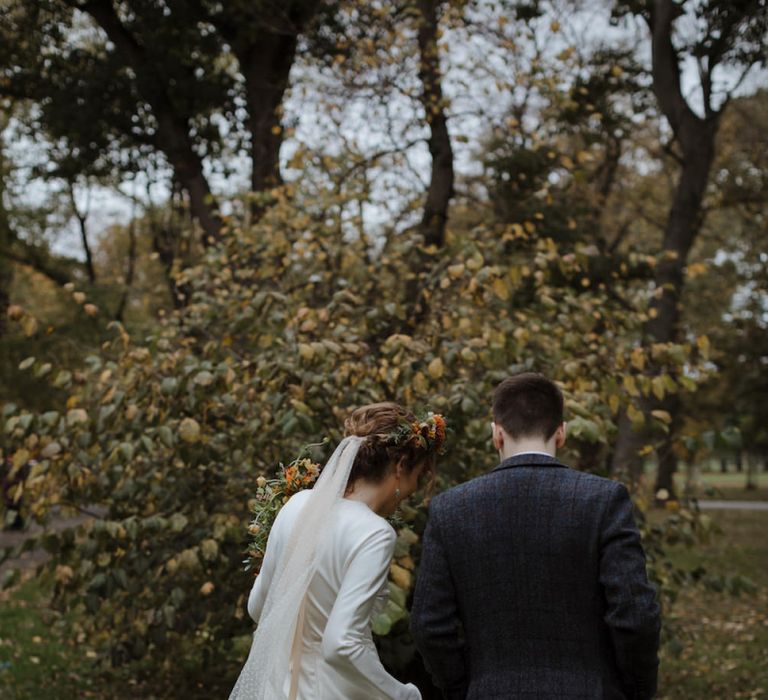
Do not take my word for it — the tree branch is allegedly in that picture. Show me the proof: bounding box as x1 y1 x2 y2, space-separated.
71 0 222 242
1 237 81 287
650 0 701 137
67 180 96 284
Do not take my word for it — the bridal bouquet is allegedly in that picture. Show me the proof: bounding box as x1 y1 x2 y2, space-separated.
244 442 325 573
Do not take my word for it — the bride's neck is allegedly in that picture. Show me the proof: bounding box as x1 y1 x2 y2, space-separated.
345 479 396 518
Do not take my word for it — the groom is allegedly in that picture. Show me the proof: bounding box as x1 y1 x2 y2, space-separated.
411 373 660 699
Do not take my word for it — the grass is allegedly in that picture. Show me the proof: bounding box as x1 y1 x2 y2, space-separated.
657 509 768 699
672 471 768 502
0 576 104 700
0 570 245 700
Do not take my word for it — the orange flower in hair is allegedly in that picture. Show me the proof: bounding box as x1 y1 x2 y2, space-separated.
391 411 447 454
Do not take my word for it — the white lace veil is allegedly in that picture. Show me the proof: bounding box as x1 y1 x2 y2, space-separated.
229 435 365 700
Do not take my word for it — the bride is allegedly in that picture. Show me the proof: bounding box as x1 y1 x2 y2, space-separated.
229 402 445 700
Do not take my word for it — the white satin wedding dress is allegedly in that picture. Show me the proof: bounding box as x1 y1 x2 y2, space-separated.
246 488 421 700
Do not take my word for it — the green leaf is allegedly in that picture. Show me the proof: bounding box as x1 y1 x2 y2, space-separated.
169 513 189 532
18 357 35 371
371 613 393 636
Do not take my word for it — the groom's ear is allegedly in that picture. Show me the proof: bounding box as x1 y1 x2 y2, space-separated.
491 421 504 451
555 422 567 449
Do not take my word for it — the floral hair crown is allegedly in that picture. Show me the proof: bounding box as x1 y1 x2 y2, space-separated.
388 412 447 455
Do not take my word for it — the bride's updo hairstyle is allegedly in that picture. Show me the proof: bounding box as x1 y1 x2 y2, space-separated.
343 402 441 491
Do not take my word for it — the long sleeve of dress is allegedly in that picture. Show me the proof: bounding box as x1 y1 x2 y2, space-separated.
321 525 421 700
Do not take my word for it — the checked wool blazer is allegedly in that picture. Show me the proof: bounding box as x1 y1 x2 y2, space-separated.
410 453 661 700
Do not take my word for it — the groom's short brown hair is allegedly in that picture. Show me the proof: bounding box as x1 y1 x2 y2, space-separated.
492 373 564 440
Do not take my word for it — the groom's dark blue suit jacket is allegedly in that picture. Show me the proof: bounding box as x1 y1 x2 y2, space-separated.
410 453 661 700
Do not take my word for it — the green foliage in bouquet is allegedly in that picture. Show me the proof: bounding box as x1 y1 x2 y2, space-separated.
245 443 324 574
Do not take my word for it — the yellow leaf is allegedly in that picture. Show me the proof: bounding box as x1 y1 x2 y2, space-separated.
630 347 645 371
11 449 30 475
651 376 666 401
466 255 483 272
608 394 620 415
298 343 315 362
651 410 672 424
427 357 444 380
447 263 465 279
390 563 412 590
627 404 644 427
55 565 74 584
66 408 89 426
623 375 639 397
413 372 428 394
179 417 201 443
696 335 710 358
492 278 510 301
23 315 38 337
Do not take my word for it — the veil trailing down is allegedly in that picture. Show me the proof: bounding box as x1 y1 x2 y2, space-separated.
229 436 365 700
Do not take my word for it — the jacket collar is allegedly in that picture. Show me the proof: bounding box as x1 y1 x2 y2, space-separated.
491 452 569 472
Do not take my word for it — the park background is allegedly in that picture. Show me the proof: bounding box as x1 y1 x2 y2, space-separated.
0 0 766 698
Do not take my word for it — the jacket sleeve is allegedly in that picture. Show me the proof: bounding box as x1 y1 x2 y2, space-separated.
599 483 661 700
410 498 468 700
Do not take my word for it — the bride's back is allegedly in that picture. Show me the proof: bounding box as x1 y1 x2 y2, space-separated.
275 489 393 647
263 488 398 700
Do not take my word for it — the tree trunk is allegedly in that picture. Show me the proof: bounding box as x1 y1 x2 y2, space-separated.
611 411 646 483
242 37 297 200
115 215 137 322
655 408 679 498
0 145 12 337
151 185 192 309
198 1 321 217
611 0 720 494
746 454 757 491
79 0 222 243
416 0 454 249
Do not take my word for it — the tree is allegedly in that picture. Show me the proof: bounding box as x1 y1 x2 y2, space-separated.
610 0 768 492
0 1 335 242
